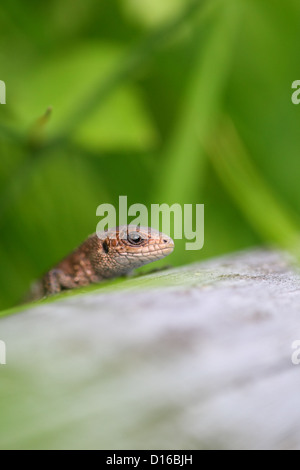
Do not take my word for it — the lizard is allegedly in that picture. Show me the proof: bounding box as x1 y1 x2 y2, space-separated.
29 225 174 300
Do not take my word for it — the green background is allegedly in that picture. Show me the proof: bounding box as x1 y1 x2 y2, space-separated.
1 0 300 310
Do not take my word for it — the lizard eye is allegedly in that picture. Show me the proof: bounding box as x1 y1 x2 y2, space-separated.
127 231 143 245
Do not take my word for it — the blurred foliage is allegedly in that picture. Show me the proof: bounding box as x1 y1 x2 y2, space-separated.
0 0 300 310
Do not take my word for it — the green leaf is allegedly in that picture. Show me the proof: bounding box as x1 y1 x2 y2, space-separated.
11 43 157 151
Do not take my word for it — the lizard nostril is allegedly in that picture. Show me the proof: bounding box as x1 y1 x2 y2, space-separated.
163 239 168 243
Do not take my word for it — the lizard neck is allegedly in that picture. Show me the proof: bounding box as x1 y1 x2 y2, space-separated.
57 235 105 283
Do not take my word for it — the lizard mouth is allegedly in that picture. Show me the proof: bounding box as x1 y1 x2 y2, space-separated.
121 241 174 262
160 244 174 255
142 242 174 260
161 237 174 251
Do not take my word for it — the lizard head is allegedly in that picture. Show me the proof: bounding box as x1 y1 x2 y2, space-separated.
95 225 174 277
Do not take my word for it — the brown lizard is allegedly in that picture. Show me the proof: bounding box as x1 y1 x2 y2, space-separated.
29 225 174 300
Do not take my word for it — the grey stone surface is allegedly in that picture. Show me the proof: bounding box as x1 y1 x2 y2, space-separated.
1 249 300 449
